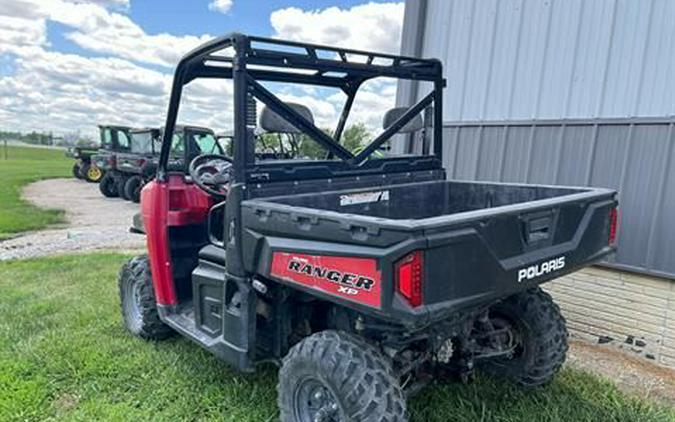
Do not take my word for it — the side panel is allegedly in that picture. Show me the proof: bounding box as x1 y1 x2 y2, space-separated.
270 252 382 309
141 176 213 306
141 180 176 306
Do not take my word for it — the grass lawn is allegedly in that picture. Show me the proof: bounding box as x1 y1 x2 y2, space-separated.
0 145 72 239
0 253 673 421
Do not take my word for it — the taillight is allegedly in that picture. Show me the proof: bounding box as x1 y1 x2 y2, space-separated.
608 207 618 245
138 158 146 166
395 251 423 307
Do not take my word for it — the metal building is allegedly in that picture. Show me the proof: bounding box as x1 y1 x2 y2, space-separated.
398 0 675 279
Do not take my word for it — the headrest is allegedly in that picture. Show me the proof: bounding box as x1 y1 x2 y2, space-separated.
382 107 424 133
259 103 314 134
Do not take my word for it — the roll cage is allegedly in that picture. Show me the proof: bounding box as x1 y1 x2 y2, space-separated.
157 33 446 185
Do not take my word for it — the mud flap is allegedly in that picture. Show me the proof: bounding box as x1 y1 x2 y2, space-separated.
221 274 257 372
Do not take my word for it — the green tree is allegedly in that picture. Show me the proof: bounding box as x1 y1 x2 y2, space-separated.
341 123 370 153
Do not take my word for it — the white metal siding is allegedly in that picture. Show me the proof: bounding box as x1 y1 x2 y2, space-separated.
417 0 675 121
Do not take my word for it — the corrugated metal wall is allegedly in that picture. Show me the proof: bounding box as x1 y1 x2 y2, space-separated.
399 0 675 278
414 0 675 121
441 119 675 278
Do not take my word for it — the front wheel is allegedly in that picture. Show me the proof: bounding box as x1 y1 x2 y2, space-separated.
99 172 118 197
118 255 173 340
278 330 406 422
482 287 568 387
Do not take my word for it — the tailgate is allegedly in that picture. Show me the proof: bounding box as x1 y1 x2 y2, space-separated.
421 189 617 311
117 153 147 173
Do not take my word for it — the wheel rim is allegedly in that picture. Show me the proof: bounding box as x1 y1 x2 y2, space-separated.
88 166 102 181
293 377 342 422
123 277 143 331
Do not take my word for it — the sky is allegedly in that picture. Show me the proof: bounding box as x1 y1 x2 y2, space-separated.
0 0 405 138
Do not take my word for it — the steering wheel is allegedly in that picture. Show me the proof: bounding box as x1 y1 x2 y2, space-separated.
188 154 233 198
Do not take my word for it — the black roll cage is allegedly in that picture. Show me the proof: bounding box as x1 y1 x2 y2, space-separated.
157 33 445 185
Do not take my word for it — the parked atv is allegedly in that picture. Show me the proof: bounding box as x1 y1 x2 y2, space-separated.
93 125 133 198
115 128 161 203
66 146 103 182
118 34 619 421
121 126 224 203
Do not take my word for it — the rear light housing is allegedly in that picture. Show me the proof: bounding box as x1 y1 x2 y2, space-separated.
608 207 619 245
395 250 423 307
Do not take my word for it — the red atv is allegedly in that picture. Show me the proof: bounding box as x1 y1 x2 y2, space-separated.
119 34 618 421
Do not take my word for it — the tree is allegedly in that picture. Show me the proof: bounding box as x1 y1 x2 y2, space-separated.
341 123 370 153
255 123 374 160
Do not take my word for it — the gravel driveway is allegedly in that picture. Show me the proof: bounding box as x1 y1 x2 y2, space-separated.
0 178 144 261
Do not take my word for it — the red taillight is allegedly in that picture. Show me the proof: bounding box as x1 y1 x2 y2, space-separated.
137 158 146 166
608 208 618 245
395 251 423 307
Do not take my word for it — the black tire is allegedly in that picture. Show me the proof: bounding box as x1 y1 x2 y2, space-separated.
80 163 90 180
124 175 143 203
118 255 173 340
483 287 568 387
117 175 130 200
99 172 119 197
278 330 406 422
72 163 83 179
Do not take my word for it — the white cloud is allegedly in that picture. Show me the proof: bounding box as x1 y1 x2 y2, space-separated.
208 0 233 15
0 0 213 68
0 0 404 139
268 2 404 133
270 2 404 54
0 16 46 53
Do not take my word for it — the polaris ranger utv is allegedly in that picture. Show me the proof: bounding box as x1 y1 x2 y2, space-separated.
116 127 162 203
118 34 618 421
125 125 225 202
94 125 133 198
99 125 222 201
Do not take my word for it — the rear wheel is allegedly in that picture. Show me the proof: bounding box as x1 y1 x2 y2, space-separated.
84 164 103 183
124 175 143 203
118 255 173 340
482 287 568 387
117 175 130 200
99 172 118 197
72 163 83 179
278 330 406 422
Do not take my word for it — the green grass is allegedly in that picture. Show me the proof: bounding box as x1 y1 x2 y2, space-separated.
0 254 672 421
0 145 72 239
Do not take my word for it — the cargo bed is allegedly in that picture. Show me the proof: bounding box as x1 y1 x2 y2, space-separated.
241 179 617 324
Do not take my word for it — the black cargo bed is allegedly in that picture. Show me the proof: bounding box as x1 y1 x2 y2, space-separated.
246 180 612 227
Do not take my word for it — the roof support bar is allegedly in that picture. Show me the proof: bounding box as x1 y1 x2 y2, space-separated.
350 91 434 165
247 76 355 161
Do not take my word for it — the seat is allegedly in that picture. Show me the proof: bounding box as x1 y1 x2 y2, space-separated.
259 102 314 133
382 107 424 133
198 244 226 266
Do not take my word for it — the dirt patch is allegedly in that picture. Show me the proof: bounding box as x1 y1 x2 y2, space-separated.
567 340 675 406
0 178 144 260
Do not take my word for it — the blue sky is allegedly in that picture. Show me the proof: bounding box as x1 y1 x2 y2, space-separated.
0 0 404 137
